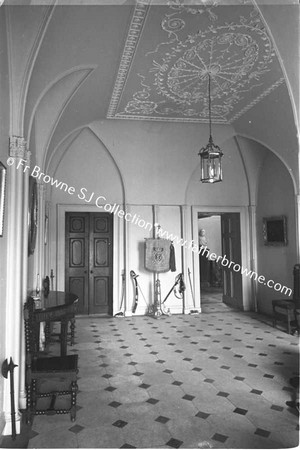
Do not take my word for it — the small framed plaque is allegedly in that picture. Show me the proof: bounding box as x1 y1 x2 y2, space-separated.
263 216 287 246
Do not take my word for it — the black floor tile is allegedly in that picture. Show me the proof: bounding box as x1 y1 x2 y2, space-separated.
166 438 183 448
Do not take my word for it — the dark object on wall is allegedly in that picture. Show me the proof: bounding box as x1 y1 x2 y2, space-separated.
169 242 176 272
43 276 50 296
28 176 38 255
1 357 18 440
263 215 287 246
0 162 7 237
130 270 139 313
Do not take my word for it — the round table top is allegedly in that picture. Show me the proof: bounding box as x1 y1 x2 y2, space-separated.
32 290 78 312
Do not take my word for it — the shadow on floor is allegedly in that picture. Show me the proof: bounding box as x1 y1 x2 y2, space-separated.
0 411 31 449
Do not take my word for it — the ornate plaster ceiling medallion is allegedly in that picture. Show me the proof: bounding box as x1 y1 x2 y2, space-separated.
107 0 285 123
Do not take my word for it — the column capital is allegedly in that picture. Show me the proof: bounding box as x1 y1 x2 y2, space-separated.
9 136 30 162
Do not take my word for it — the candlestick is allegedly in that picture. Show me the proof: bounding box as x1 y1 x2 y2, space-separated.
36 273 40 296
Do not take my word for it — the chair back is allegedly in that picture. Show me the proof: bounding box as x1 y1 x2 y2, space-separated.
24 298 40 362
293 264 300 302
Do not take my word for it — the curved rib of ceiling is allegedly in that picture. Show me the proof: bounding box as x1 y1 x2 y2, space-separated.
254 1 298 132
45 127 82 175
5 4 55 134
233 81 298 186
46 126 126 204
27 66 96 164
235 132 297 195
18 4 56 135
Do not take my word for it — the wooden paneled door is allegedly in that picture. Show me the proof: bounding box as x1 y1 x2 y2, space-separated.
221 213 243 310
65 212 113 315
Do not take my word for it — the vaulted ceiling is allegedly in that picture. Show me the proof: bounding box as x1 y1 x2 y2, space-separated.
107 0 285 124
3 0 299 181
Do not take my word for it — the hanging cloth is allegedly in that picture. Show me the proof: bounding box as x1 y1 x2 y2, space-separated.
145 238 170 272
169 242 176 272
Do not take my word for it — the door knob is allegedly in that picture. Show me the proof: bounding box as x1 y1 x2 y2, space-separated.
90 270 93 274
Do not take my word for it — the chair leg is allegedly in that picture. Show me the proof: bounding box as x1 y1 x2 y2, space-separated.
45 321 51 347
272 307 276 328
287 310 292 334
70 319 76 346
70 380 78 422
26 382 32 424
31 379 37 415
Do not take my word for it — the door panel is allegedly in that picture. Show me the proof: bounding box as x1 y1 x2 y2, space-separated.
68 276 86 311
95 239 109 266
93 277 108 306
89 214 113 314
65 212 113 315
70 239 85 266
66 213 89 314
221 213 243 309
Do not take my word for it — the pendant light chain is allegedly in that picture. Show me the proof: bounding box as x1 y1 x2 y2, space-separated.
208 73 212 140
198 70 223 183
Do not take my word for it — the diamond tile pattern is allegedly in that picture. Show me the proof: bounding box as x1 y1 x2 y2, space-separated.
28 297 299 449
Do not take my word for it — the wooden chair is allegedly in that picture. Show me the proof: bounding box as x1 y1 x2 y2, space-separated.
272 264 300 334
42 277 77 351
24 298 78 424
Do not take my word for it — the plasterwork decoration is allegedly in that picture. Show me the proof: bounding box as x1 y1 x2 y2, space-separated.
106 0 151 118
9 136 28 159
107 0 284 123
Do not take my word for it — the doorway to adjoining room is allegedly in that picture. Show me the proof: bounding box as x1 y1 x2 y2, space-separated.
198 212 242 310
198 214 223 304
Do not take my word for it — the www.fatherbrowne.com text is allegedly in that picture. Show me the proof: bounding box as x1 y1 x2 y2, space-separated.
10 158 292 297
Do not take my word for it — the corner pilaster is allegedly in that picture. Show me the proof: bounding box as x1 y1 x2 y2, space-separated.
3 136 29 435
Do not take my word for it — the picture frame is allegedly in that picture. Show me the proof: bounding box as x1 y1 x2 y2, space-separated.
0 162 7 237
263 215 287 246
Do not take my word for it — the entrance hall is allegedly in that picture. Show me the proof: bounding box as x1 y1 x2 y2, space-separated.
24 306 299 449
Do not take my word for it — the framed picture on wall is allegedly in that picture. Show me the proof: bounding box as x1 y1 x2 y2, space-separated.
0 162 7 237
263 216 287 246
28 176 38 255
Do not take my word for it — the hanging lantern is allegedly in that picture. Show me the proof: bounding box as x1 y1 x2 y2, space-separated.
198 74 223 183
199 136 223 183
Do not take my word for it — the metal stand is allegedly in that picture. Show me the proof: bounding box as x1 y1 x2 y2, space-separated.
152 273 172 317
188 268 199 314
1 357 18 440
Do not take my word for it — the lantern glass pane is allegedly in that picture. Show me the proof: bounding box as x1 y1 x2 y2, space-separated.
200 154 222 183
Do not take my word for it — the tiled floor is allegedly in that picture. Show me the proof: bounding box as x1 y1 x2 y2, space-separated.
27 300 299 449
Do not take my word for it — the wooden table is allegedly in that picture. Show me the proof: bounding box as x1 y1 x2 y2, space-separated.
31 291 79 356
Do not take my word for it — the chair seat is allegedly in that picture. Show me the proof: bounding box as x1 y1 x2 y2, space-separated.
32 354 78 373
272 265 300 335
272 299 297 334
272 299 295 310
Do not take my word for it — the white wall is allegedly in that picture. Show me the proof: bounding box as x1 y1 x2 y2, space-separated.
256 152 297 315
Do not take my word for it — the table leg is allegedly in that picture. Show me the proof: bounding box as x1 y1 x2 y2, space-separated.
60 319 68 356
